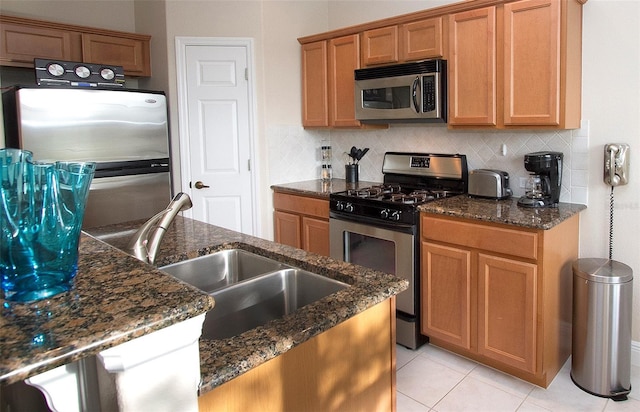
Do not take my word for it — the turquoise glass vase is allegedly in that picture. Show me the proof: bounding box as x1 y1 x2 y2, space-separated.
1 148 96 302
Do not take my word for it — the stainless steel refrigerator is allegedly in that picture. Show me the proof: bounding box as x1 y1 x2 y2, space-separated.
2 86 172 228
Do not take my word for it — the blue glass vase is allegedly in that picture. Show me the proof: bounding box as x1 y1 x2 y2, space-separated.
1 148 96 302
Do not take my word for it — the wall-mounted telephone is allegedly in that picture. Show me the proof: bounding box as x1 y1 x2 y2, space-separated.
604 143 630 186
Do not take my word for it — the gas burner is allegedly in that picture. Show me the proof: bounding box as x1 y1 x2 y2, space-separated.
431 190 456 198
371 184 401 194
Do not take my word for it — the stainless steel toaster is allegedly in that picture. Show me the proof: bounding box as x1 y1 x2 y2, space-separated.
468 169 513 199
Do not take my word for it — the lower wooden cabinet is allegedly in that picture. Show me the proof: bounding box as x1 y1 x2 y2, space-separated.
421 213 579 387
273 192 329 256
198 298 396 412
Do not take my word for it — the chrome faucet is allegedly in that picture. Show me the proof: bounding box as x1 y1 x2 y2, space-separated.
127 192 193 264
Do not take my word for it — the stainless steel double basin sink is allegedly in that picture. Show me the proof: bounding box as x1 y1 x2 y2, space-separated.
160 249 349 340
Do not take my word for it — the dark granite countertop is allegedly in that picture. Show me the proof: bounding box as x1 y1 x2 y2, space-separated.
0 233 215 385
271 180 586 230
86 217 408 395
271 178 382 198
418 195 586 230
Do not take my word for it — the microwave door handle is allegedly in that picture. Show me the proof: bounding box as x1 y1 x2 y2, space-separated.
411 76 420 114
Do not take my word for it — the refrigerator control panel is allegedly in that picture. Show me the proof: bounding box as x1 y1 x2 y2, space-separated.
34 59 125 88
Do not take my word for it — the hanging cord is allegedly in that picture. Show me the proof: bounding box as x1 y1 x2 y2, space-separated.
609 185 615 260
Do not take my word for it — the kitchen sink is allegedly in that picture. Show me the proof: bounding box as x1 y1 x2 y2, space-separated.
160 249 350 340
160 249 286 293
201 268 349 340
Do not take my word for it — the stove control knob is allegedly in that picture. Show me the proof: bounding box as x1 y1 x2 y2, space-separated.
380 209 389 219
390 211 401 221
345 203 354 213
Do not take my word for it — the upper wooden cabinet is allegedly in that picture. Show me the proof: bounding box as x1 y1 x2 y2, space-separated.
399 17 444 62
328 34 362 127
301 41 329 127
448 7 497 126
299 0 584 130
361 17 444 67
82 33 150 76
301 35 364 128
448 0 583 129
0 15 151 77
361 26 398 66
503 0 561 126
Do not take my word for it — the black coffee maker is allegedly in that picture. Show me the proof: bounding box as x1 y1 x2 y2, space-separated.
517 151 563 208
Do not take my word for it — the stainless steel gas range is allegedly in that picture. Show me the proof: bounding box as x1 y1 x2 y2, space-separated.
329 152 468 349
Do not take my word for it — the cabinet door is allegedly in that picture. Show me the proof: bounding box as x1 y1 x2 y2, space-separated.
503 0 560 126
399 17 443 61
82 33 150 76
301 41 329 127
421 242 473 350
361 26 398 66
477 253 537 373
448 7 497 126
302 216 330 257
0 22 76 65
274 211 301 249
328 34 361 127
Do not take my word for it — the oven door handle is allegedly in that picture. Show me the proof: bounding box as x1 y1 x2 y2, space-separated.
329 213 416 235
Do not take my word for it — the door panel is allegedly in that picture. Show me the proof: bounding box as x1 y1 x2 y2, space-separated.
181 42 254 234
421 242 473 349
478 253 537 372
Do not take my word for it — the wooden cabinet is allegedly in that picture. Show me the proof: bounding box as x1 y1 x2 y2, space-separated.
0 20 80 65
399 17 444 61
361 26 398 66
422 243 473 350
361 17 444 67
448 7 497 126
273 192 329 256
503 0 560 126
0 15 151 77
448 0 583 128
198 298 396 412
81 33 150 76
328 34 361 127
301 35 362 128
421 213 579 387
301 41 329 127
299 0 584 129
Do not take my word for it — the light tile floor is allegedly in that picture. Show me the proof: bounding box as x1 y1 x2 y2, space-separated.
396 344 640 412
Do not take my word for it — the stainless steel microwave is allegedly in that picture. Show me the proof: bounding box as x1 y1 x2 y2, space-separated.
354 59 447 123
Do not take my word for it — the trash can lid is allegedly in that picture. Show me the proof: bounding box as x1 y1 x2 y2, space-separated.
573 258 633 284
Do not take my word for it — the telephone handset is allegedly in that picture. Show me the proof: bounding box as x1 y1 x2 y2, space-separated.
604 143 630 186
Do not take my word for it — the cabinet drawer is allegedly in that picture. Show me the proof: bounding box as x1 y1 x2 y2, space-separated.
273 192 329 219
422 215 538 260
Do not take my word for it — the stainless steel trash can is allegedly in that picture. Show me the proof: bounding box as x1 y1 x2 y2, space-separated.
571 258 633 401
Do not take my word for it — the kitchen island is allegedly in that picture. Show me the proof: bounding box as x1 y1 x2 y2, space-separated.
2 215 407 411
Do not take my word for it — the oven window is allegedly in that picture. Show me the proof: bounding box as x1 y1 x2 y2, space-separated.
346 232 395 275
362 86 410 110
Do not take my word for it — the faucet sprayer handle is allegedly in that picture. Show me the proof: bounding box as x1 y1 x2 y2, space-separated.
169 192 193 211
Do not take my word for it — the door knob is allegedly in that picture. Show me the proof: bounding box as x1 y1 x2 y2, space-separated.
193 181 210 189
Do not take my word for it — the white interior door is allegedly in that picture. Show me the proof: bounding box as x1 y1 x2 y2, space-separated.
176 38 256 235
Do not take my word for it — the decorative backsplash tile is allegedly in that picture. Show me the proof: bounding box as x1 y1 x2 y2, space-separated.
267 120 589 205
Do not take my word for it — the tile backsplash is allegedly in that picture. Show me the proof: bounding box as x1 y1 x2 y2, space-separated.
267 120 589 205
